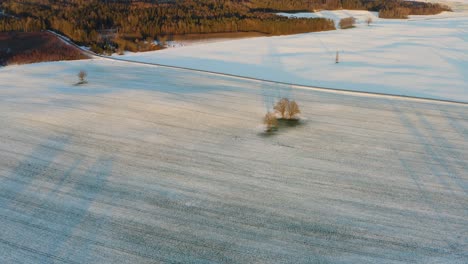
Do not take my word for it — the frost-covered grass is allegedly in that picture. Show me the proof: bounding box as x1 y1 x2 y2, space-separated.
121 8 468 102
0 59 467 263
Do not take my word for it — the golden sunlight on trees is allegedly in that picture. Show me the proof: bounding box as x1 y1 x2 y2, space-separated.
274 98 290 118
286 100 301 119
264 98 301 133
339 17 356 29
274 98 301 119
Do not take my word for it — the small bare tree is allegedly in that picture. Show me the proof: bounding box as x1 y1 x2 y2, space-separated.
264 112 278 132
274 98 290 118
366 17 373 26
287 100 301 119
78 70 87 84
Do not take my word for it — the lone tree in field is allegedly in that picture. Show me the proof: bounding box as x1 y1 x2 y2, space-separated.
339 17 356 29
366 17 373 26
78 70 87 84
286 100 301 119
264 112 278 132
274 98 301 119
274 98 290 118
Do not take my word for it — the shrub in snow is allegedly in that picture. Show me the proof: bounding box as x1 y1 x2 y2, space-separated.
339 17 356 29
77 70 87 85
263 112 278 132
262 99 301 134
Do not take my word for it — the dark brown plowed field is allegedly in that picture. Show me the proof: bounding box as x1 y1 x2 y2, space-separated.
0 31 89 66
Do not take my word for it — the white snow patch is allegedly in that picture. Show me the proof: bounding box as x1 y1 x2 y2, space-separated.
119 9 468 102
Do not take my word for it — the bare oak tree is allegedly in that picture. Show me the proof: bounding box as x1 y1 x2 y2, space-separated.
287 100 301 119
274 98 290 118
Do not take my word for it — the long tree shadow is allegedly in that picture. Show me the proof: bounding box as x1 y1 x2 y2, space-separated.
0 135 70 210
391 101 467 199
389 101 466 253
258 118 305 138
45 157 113 262
441 110 468 142
392 101 453 247
413 108 468 196
0 136 113 262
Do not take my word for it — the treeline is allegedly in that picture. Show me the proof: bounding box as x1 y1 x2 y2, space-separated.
0 0 450 54
0 17 45 32
249 0 451 17
250 0 342 11
0 0 335 53
378 1 450 18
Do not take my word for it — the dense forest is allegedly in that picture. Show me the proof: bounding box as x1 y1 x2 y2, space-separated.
250 0 450 14
0 0 450 53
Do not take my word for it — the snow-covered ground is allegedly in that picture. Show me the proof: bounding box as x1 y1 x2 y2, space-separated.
121 7 468 102
0 59 467 263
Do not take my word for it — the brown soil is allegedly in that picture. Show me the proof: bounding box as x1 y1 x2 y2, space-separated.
0 31 89 66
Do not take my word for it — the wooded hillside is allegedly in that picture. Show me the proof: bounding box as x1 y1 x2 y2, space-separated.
0 0 450 53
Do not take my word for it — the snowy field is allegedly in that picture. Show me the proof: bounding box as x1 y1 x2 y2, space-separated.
0 59 467 263
121 6 468 102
